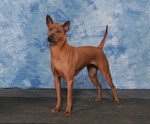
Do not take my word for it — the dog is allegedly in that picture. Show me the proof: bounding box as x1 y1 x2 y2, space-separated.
46 15 119 116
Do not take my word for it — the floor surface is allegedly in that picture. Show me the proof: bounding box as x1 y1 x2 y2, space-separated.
0 89 149 124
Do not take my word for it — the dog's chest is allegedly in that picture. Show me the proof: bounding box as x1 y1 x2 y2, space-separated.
51 59 67 77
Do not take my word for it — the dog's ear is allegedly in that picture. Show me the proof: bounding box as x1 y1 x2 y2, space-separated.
63 21 70 32
46 15 53 27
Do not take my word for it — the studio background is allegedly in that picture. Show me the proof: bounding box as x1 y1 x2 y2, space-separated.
0 0 150 89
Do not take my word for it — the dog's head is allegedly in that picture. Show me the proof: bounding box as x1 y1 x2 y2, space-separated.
46 15 70 44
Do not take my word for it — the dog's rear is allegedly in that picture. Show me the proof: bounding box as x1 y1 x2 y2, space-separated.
75 25 108 70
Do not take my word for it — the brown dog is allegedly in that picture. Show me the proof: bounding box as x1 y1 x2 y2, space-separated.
46 15 119 116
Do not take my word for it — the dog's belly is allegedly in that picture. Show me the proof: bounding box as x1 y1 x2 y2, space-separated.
74 60 97 76
74 66 85 76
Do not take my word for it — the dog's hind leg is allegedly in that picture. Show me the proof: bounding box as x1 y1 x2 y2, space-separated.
97 56 119 105
87 65 102 102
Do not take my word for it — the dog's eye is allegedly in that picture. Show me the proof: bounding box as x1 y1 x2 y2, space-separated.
56 30 61 33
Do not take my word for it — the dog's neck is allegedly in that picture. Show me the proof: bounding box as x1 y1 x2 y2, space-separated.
50 37 70 59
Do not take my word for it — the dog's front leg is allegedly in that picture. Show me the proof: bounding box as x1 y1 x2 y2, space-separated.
64 78 74 116
51 75 61 113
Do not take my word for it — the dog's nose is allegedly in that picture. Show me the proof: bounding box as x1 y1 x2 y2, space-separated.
48 33 54 40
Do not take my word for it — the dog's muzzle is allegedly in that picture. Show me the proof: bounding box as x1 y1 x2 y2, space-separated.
47 33 54 42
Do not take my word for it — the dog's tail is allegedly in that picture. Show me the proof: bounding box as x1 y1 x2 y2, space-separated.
98 25 108 49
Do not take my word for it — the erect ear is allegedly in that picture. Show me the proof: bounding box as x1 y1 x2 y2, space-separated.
63 21 70 32
46 15 53 27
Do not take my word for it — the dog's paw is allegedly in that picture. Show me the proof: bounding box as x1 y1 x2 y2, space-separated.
64 111 71 117
95 97 101 103
114 100 119 106
51 107 60 113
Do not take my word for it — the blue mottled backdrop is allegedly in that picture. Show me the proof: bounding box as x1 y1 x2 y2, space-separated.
0 0 150 89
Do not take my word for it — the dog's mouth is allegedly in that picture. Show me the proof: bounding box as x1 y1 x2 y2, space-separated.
47 38 59 45
47 36 64 45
